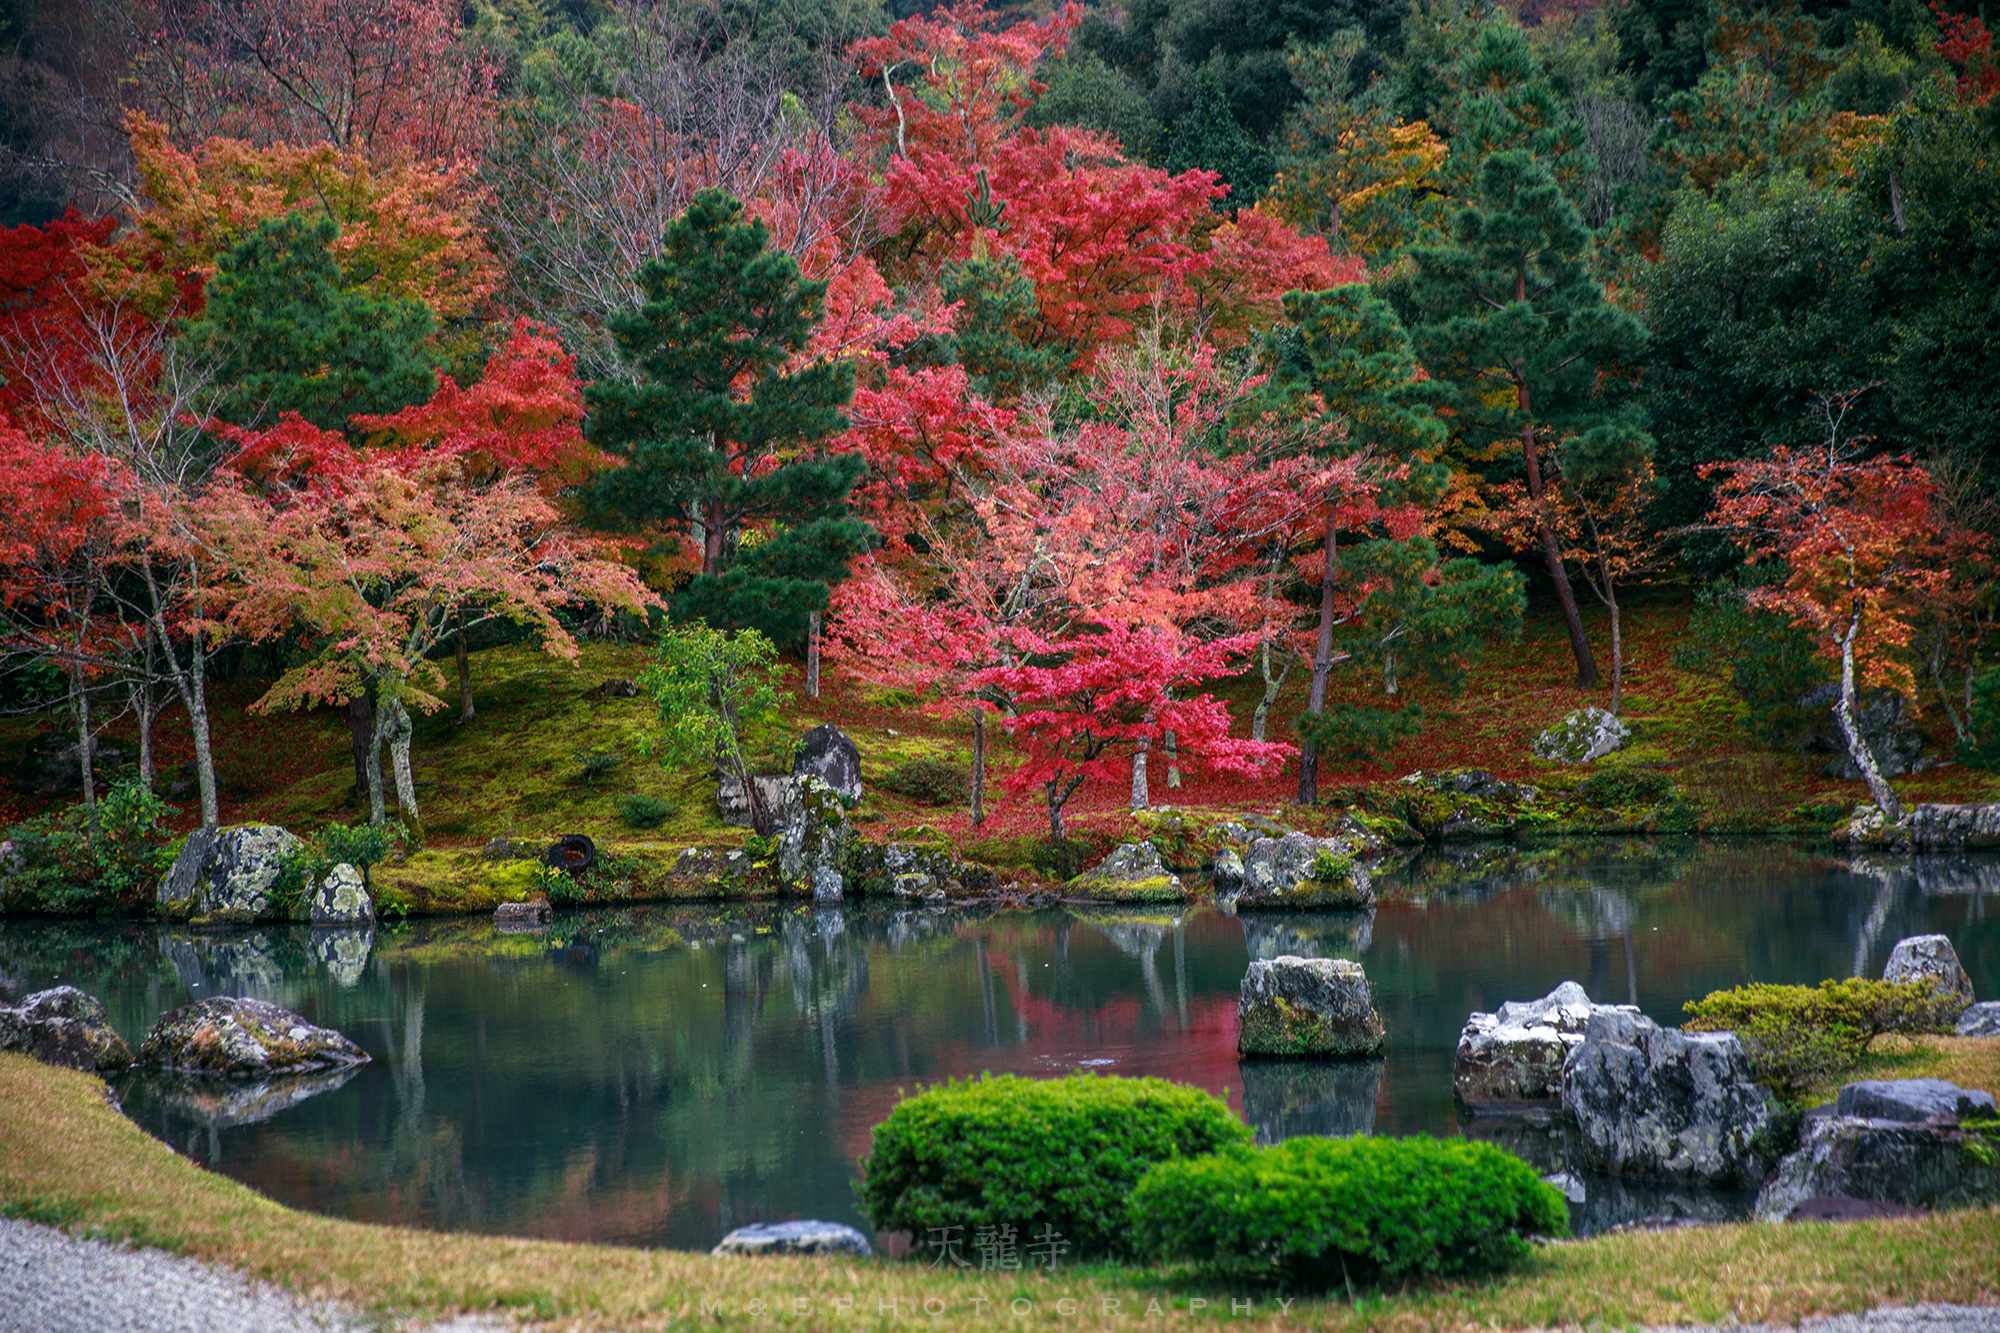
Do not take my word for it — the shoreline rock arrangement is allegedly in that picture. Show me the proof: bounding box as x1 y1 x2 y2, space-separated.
1754 1078 2000 1222
0 986 132 1071
1958 1001 2000 1037
712 1220 873 1258
157 825 303 925
1214 832 1373 909
1844 802 2000 851
792 724 863 805
138 996 370 1077
1881 934 1976 1020
1560 1008 1778 1188
1454 981 1600 1110
1067 840 1184 902
308 862 373 925
1237 955 1385 1058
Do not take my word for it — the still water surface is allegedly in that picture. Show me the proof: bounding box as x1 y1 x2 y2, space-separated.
2 839 1995 1248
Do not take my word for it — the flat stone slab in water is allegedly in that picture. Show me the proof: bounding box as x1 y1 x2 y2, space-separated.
712 1220 873 1257
1835 1079 1997 1123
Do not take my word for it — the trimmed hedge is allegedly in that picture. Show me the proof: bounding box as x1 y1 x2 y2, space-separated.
1683 977 1962 1101
855 1073 1251 1256
1128 1135 1567 1287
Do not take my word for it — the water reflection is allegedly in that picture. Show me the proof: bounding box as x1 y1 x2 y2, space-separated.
1 839 1995 1250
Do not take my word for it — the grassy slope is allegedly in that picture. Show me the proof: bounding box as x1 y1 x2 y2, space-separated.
2 597 1995 861
4 1052 1997 1332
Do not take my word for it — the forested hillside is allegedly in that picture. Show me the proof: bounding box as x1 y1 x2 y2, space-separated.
0 0 1996 847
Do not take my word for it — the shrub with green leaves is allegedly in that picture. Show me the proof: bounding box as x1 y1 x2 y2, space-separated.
268 821 404 917
855 1073 1252 1256
1574 766 1674 809
616 794 677 828
0 780 178 914
1128 1135 1567 1287
1683 978 1961 1102
877 757 972 806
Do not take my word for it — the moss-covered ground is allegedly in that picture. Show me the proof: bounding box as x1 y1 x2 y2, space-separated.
2 595 1996 889
4 1051 1998 1331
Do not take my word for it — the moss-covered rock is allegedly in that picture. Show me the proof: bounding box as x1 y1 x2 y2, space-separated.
1238 957 1385 1058
1390 770 1542 840
1218 832 1373 909
139 996 369 1077
1066 840 1186 903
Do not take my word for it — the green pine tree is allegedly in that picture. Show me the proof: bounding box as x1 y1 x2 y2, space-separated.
180 213 438 432
1397 148 1652 689
586 189 871 646
924 251 1067 405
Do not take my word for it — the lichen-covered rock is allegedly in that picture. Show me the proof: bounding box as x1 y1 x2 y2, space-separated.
138 996 369 1077
1454 981 1599 1108
1841 803 2000 851
308 862 372 925
1391 770 1542 841
812 864 845 904
493 900 550 930
1533 707 1632 764
792 723 863 805
843 841 998 900
776 775 851 890
13 731 130 796
1882 934 1976 1019
1220 832 1373 909
1835 1079 1996 1123
1561 1008 1778 1188
1067 840 1184 902
0 986 132 1071
1753 1114 2000 1222
716 773 793 828
158 825 303 923
712 1220 873 1258
1957 1001 2000 1037
1237 956 1385 1057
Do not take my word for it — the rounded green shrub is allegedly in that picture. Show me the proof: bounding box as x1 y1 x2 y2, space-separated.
855 1072 1252 1256
877 757 972 806
1683 977 1961 1102
1574 766 1673 809
1128 1135 1567 1287
617 794 677 828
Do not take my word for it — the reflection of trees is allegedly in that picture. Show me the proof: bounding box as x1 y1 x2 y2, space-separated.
1239 1058 1381 1142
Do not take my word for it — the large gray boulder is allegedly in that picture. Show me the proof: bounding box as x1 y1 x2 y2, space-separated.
712 1220 873 1258
1532 707 1631 764
138 996 369 1077
0 986 132 1071
1957 1001 2000 1037
1560 1008 1778 1188
792 724 862 805
1882 934 1976 1020
1217 832 1373 909
158 825 303 923
1801 684 1924 779
1237 956 1385 1057
1454 981 1599 1108
1754 1114 2000 1222
1844 804 2000 852
775 775 850 892
1067 840 1183 902
1835 1079 1997 1124
308 862 373 925
716 773 793 829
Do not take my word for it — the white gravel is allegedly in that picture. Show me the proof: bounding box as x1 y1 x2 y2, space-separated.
1646 1307 2000 1333
0 1217 509 1333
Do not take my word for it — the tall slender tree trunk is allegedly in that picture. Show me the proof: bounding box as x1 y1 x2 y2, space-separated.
1045 778 1066 842
132 634 156 791
72 667 95 811
348 693 376 812
1298 510 1340 804
1607 588 1623 716
806 611 822 698
365 696 388 826
381 696 419 828
1164 728 1181 789
1837 604 1901 820
971 709 987 827
1518 405 1598 687
1131 725 1150 811
1253 636 1292 743
142 569 219 828
455 609 474 720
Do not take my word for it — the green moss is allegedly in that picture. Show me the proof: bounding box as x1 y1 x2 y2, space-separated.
1070 875 1184 903
1239 995 1335 1056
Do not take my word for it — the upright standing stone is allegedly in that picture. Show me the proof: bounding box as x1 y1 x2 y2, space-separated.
1882 934 1976 1020
158 825 303 923
792 724 863 804
308 862 373 924
1238 956 1385 1057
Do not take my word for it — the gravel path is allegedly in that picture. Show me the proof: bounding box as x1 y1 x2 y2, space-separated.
1645 1307 2000 1333
0 1217 504 1333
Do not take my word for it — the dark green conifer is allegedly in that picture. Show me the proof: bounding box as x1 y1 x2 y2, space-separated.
586 189 871 646
181 213 438 432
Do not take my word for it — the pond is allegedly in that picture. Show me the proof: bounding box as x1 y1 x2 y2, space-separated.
2 838 1995 1249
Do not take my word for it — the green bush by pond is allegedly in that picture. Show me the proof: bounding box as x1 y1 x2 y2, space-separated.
1683 978 1962 1102
1128 1135 1568 1287
855 1072 1251 1256
0 780 177 915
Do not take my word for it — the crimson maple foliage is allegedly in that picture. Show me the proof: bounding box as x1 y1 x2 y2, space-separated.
1931 2 2000 105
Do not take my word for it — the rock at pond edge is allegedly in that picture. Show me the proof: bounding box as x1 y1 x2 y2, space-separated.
139 996 369 1077
0 985 132 1071
712 1220 873 1258
1238 956 1385 1058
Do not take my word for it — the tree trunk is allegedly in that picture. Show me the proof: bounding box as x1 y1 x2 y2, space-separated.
1164 728 1181 789
1607 588 1624 717
382 695 419 828
365 697 388 826
143 574 220 828
1045 778 1066 842
72 668 94 811
1298 509 1340 804
347 694 376 811
971 709 987 827
1131 725 1150 811
1519 416 1598 687
806 611 821 699
1253 637 1292 743
133 635 157 792
1836 607 1902 820
455 609 474 720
